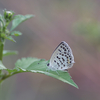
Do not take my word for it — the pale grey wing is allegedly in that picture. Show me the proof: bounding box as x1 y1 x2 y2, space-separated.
62 41 75 64
49 41 74 70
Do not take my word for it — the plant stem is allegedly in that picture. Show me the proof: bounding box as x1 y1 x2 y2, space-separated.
0 74 11 83
0 42 4 61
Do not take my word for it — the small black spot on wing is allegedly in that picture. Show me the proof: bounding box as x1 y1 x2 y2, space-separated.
68 50 70 52
63 47 65 50
62 43 64 46
64 49 66 51
62 57 65 62
65 55 68 58
58 49 61 52
59 53 61 55
57 56 60 59
62 54 64 56
59 59 63 64
67 53 69 55
64 52 66 54
57 62 60 67
66 47 69 50
54 60 56 62
57 56 59 58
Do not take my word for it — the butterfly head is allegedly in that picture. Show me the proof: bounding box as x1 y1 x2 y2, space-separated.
47 63 57 71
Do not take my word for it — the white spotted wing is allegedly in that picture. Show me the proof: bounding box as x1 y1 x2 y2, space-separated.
47 41 75 71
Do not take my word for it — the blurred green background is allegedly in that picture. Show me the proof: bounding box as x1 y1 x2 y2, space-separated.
0 0 100 100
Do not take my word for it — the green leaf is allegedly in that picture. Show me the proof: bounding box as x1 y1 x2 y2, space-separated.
15 57 78 88
0 61 6 70
10 31 22 36
3 50 18 57
1 33 16 42
7 36 16 42
11 14 34 31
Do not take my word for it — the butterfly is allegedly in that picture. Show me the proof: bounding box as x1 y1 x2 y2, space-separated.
47 41 75 72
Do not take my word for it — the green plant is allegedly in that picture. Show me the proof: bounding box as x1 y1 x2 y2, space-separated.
0 10 78 89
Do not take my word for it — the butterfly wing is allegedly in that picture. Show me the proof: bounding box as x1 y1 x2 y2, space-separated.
49 41 74 71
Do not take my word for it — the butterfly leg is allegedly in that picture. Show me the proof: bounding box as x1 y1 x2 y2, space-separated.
55 70 59 75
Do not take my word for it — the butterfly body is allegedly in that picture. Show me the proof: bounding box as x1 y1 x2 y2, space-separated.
47 41 74 71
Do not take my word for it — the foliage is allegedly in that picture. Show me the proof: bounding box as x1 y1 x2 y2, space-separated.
0 9 78 89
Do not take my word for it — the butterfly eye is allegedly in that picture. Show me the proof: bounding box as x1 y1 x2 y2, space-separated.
47 63 49 66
